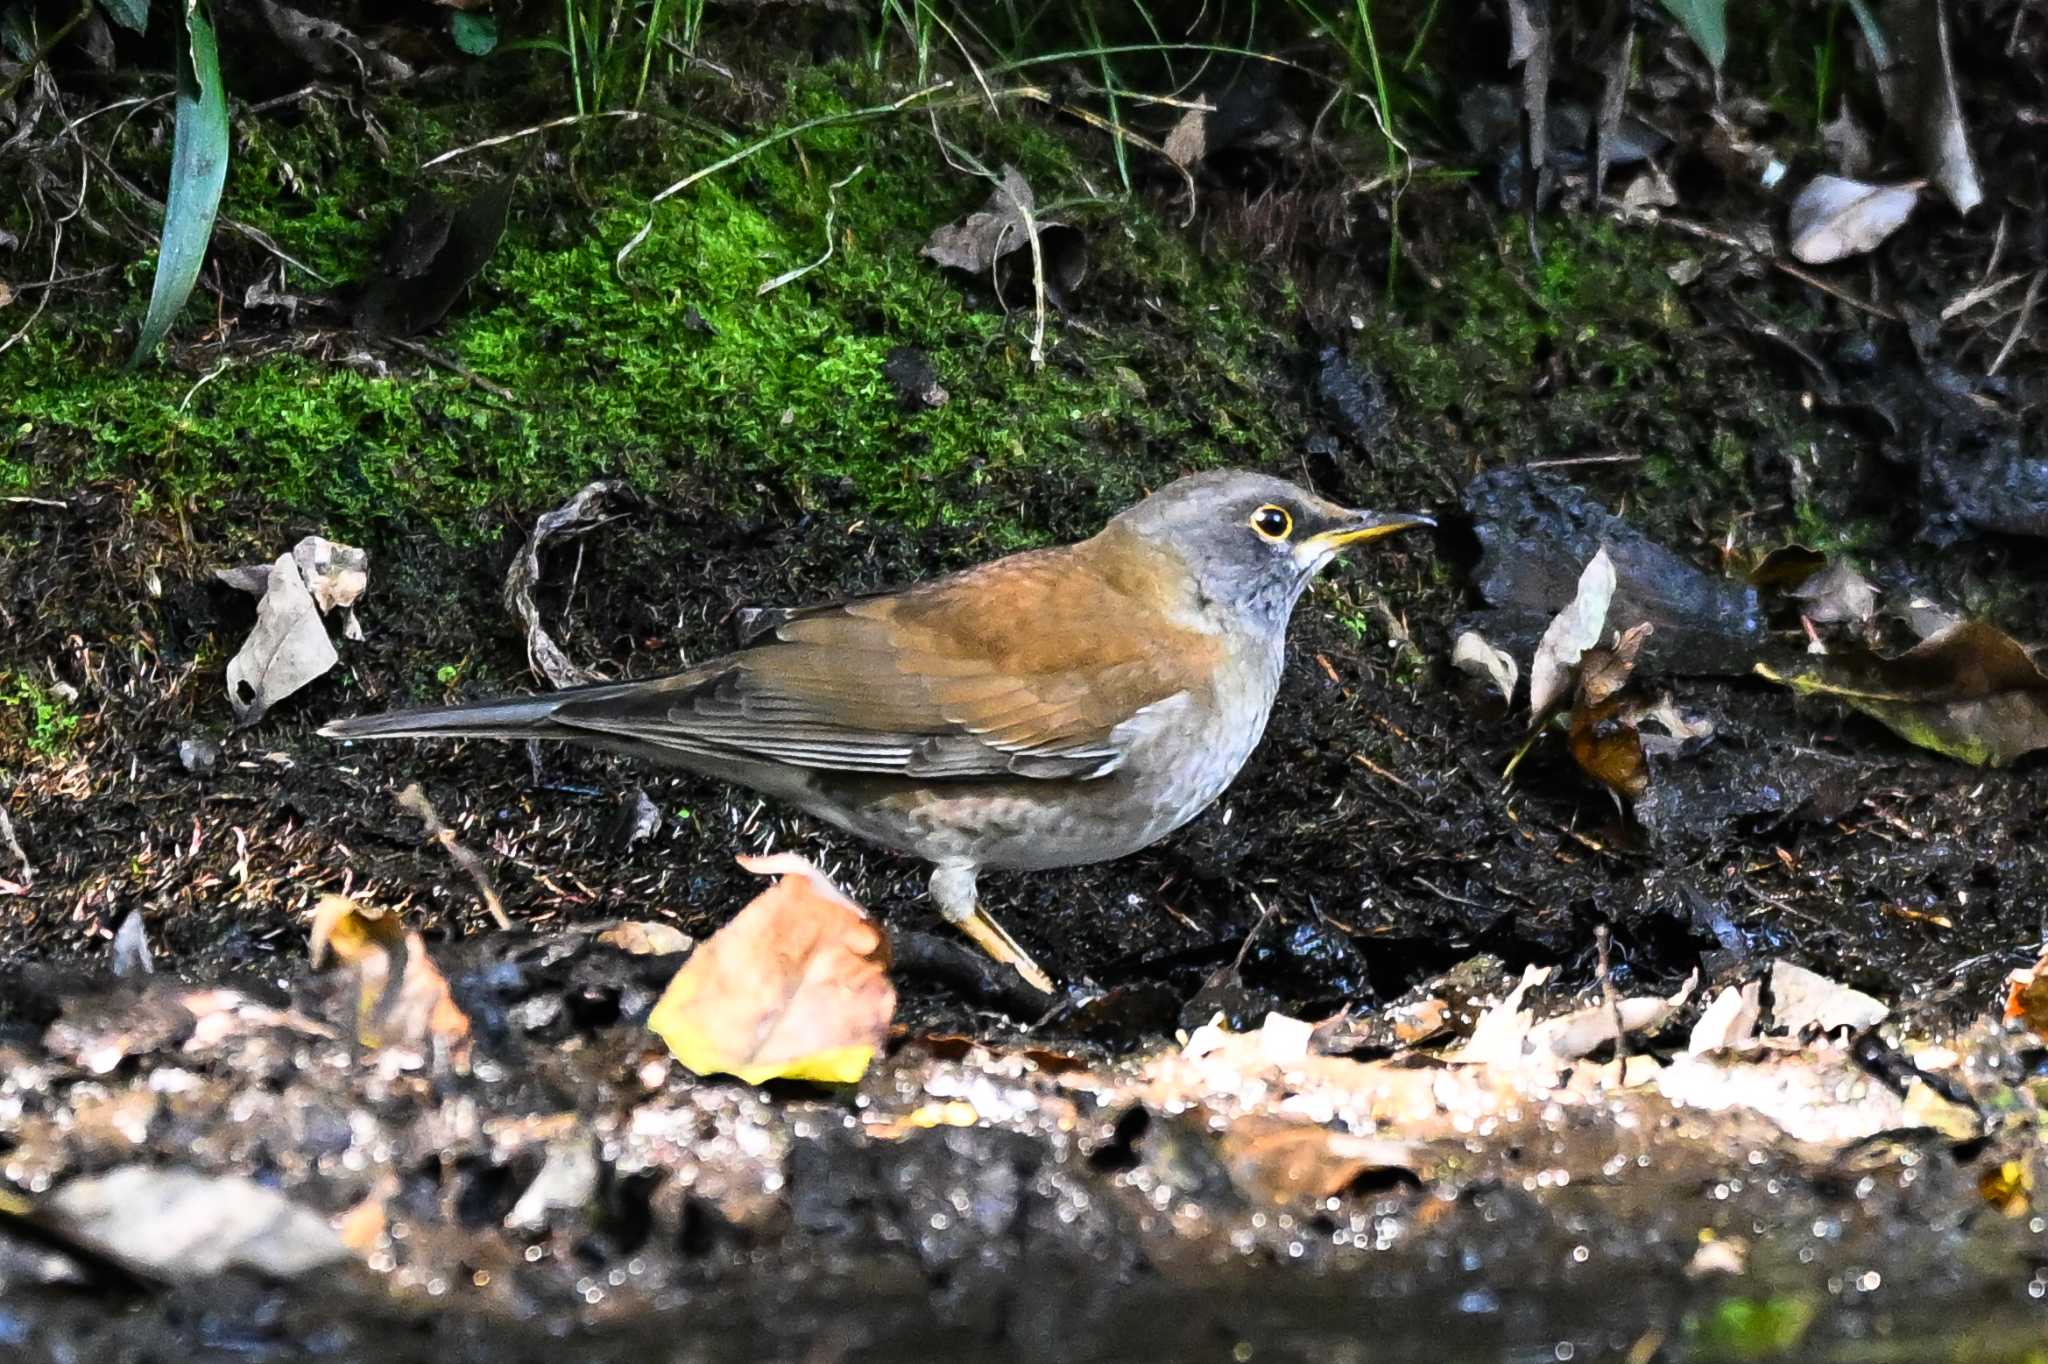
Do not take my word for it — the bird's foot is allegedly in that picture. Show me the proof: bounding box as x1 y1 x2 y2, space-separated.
951 906 1056 996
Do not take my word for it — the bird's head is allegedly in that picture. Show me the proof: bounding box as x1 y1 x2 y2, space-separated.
1110 470 1433 630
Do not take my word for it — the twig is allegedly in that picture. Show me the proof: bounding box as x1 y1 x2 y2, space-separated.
1596 923 1627 1067
396 783 511 930
1988 269 2044 376
388 337 521 402
420 110 647 170
617 80 957 270
4 496 69 509
1526 453 1644 468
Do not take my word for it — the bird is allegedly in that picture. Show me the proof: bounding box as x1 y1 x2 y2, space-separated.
320 470 1431 994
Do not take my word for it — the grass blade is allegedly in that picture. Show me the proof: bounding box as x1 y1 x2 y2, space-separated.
131 0 228 365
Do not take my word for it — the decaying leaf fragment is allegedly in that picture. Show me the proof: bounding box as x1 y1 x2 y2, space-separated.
1216 1115 1426 1205
1787 175 1921 265
647 854 895 1085
1453 629 1519 704
921 165 1087 304
1768 962 1887 1035
218 534 369 721
309 894 472 1067
225 552 338 726
1566 622 1655 800
2002 946 2048 1041
1529 547 1615 719
44 1165 349 1282
1875 0 1983 214
502 480 635 689
1755 620 2048 767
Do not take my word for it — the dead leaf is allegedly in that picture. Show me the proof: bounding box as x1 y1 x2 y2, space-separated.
598 920 694 955
1501 0 1553 223
0 278 13 309
1523 970 1698 1060
225 551 338 726
503 1134 601 1231
1876 0 1983 214
1566 622 1654 801
1688 980 1763 1053
921 165 1087 304
1821 103 1876 177
1216 1115 1425 1204
111 908 153 978
1755 620 2048 767
1768 962 1888 1035
1791 560 1878 626
256 0 413 81
503 480 635 689
646 854 895 1085
1529 547 1616 719
291 536 368 615
351 173 517 336
2003 946 2048 1040
309 894 472 1066
1453 629 1519 704
1787 175 1921 264
44 1165 350 1281
1451 963 1552 1066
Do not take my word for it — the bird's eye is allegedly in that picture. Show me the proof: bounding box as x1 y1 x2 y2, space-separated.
1249 504 1293 541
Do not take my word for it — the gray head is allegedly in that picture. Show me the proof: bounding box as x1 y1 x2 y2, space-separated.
1110 470 1432 630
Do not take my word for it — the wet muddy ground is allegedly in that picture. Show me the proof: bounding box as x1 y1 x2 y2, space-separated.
8 4 2048 1359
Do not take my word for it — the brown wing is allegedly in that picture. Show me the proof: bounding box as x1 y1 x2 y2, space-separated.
552 530 1219 781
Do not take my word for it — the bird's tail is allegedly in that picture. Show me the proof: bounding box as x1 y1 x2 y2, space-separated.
318 684 636 743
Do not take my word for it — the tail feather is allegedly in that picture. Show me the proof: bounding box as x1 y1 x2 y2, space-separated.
320 692 577 742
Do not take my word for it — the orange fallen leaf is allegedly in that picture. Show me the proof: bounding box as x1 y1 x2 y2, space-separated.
647 854 895 1086
308 894 471 1068
1216 1115 1426 1204
2004 949 2048 1040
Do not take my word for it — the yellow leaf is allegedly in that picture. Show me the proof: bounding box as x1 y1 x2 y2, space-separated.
647 854 895 1086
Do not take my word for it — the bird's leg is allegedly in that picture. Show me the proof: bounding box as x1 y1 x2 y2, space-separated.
928 863 1055 996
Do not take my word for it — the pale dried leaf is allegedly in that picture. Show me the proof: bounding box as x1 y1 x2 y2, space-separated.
1523 970 1698 1060
1688 980 1762 1054
1792 560 1878 625
598 920 694 955
1453 629 1519 704
1529 548 1616 718
46 1165 349 1281
1788 175 1921 265
225 552 338 725
290 535 368 614
1769 962 1888 1034
1451 963 1552 1066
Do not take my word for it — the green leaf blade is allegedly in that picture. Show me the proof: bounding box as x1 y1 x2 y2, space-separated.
1660 0 1727 71
131 1 229 366
97 0 149 36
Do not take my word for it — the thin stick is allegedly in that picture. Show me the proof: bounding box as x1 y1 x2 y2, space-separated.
421 110 647 170
389 337 521 402
1988 269 2043 376
1596 924 1628 1068
617 80 957 270
396 783 512 930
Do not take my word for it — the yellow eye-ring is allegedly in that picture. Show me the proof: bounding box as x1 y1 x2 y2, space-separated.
1249 504 1293 541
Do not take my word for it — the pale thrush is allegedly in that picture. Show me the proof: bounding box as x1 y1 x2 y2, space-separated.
322 470 1432 992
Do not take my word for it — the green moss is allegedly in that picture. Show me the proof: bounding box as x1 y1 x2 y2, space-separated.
1 66 1295 548
0 673 82 761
